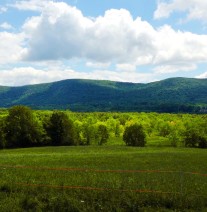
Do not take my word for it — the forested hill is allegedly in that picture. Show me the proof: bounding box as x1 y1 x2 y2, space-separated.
0 77 207 113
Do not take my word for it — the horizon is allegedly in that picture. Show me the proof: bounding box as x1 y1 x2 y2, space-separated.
0 0 207 86
0 76 205 87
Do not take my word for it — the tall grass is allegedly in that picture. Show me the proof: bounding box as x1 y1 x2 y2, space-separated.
0 146 206 211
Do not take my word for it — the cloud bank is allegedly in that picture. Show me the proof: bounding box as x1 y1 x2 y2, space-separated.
0 67 158 86
18 2 207 70
0 0 206 85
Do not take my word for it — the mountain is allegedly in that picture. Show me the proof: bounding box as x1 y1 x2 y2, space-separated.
0 77 207 113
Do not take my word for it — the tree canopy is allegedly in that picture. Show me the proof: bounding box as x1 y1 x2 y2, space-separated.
4 106 42 148
123 124 146 147
45 111 76 146
0 106 206 149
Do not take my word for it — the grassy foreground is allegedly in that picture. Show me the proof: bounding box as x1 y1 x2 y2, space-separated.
0 146 206 211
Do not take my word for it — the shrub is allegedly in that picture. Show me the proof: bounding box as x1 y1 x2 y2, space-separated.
123 124 146 147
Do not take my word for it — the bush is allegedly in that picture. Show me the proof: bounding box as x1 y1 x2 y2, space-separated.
123 124 146 147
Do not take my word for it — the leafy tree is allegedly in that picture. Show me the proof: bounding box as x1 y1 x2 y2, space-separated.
0 118 6 149
183 122 207 148
46 111 76 146
198 137 207 148
166 121 184 147
114 122 121 137
184 131 207 148
158 121 171 137
168 129 180 147
97 124 109 145
40 113 54 146
73 120 84 145
4 106 43 148
123 124 146 147
81 118 96 145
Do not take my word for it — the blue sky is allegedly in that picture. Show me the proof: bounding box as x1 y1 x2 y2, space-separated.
0 0 207 86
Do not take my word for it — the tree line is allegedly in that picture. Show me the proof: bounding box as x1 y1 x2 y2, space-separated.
0 106 206 149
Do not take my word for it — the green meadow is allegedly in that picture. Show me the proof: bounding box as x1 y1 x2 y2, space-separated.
0 108 206 210
0 145 206 211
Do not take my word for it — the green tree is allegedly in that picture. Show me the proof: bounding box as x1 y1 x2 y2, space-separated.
97 124 109 145
123 124 146 147
4 106 43 148
183 122 207 148
46 111 76 146
114 122 121 137
198 137 207 148
158 121 171 137
81 118 96 145
0 118 6 149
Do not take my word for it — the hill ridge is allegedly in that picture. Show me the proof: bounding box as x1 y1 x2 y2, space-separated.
0 77 206 113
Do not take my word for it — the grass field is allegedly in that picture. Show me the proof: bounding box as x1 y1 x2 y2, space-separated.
0 145 206 211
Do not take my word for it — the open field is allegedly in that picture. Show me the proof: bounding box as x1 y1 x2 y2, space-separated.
0 146 206 211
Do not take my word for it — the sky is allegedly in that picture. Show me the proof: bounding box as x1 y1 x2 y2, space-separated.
0 0 207 86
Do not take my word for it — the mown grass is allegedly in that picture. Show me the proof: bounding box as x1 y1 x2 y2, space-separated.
0 145 206 211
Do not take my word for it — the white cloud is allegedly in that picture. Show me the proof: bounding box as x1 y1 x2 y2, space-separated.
152 25 207 68
89 70 157 83
154 64 197 74
116 63 136 72
22 3 156 64
11 0 50 12
17 1 207 74
0 6 7 13
0 22 13 30
0 0 205 80
86 62 110 69
0 32 26 64
154 0 207 22
0 67 78 86
196 72 207 79
0 66 158 86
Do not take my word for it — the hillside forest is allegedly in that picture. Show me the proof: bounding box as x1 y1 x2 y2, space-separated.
0 78 207 113
0 106 206 149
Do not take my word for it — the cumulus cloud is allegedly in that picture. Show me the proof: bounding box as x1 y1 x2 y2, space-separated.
22 5 157 64
0 0 205 81
0 22 13 30
152 25 207 69
154 0 207 21
17 1 207 74
0 32 26 64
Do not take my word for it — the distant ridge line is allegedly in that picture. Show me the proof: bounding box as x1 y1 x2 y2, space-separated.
0 77 206 113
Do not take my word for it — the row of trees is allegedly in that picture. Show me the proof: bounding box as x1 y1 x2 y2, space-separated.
0 106 206 148
0 106 112 148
